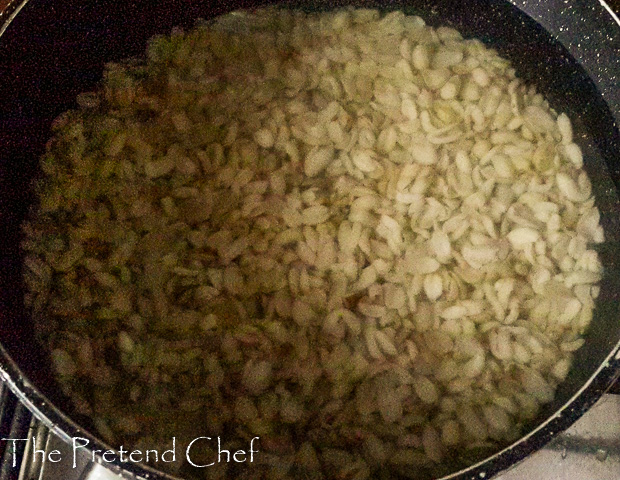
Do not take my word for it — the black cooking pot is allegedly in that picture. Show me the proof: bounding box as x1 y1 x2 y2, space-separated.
0 0 619 479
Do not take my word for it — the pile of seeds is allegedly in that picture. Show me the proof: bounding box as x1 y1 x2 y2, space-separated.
23 7 604 479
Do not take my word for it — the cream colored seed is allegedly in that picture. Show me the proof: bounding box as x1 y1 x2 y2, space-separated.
471 67 490 87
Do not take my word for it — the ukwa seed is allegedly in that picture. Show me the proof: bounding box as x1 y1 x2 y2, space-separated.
23 6 604 479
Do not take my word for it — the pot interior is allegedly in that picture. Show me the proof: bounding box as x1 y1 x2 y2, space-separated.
0 1 618 479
